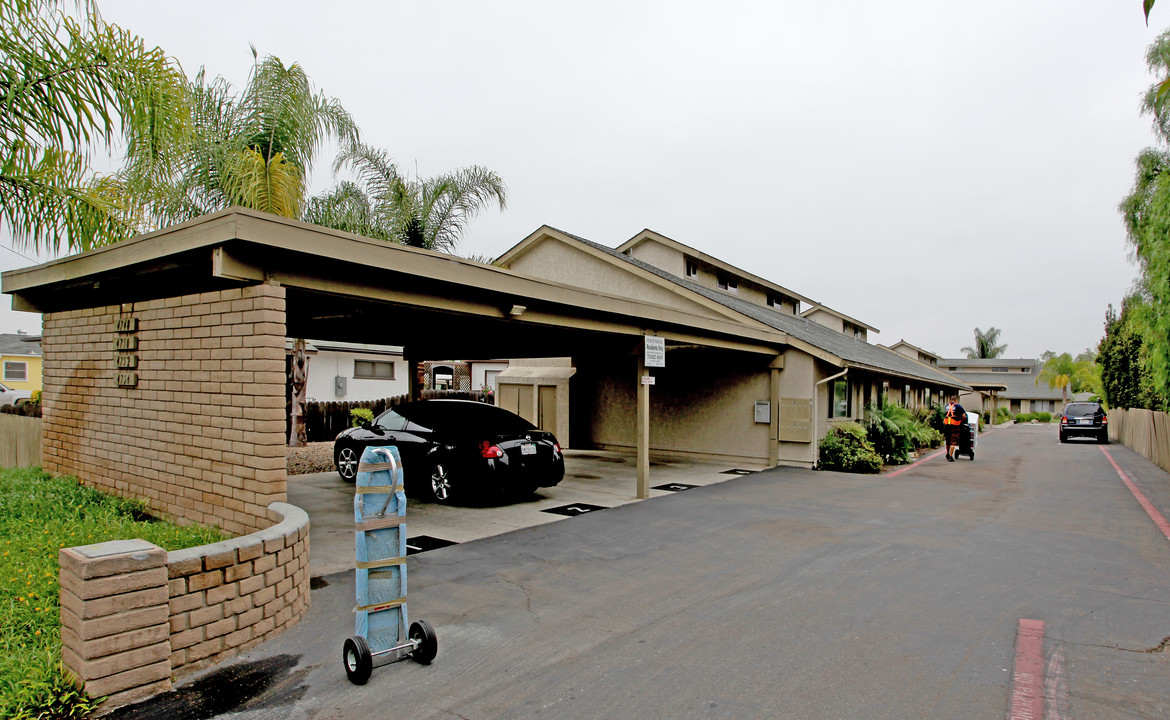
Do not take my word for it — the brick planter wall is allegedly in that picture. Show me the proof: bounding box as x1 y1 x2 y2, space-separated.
59 502 310 711
40 284 288 535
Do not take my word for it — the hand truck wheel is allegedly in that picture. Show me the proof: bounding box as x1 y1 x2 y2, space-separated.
343 635 373 684
409 620 438 665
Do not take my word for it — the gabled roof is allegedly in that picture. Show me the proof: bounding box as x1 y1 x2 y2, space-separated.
513 232 967 390
0 334 41 356
800 304 880 334
616 229 818 308
883 339 942 362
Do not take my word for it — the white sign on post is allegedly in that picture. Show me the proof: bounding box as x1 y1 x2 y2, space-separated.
644 335 665 368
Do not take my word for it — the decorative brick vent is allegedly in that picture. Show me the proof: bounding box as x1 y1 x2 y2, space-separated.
59 502 310 712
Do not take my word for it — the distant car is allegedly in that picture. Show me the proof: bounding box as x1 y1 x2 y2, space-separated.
1059 402 1108 444
334 399 565 504
0 382 32 408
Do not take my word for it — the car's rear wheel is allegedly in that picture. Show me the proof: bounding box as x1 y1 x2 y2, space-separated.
429 463 454 504
336 445 360 482
1058 431 1067 444
1098 431 1109 444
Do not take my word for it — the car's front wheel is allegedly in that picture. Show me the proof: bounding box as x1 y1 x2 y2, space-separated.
336 444 360 482
429 463 454 504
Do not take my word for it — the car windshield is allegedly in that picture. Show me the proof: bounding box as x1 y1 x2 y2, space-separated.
398 401 536 434
1065 403 1101 416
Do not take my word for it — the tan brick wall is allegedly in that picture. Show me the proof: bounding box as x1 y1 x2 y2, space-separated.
166 503 310 676
59 539 172 709
40 285 287 535
59 503 310 712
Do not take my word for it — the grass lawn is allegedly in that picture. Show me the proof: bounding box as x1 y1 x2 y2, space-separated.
0 467 228 719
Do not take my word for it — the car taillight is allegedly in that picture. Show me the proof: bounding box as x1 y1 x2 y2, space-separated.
1061 416 1068 425
481 441 504 459
1102 414 1108 424
553 442 561 454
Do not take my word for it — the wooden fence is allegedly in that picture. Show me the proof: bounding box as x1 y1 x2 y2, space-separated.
289 390 493 443
0 414 42 468
1107 408 1170 474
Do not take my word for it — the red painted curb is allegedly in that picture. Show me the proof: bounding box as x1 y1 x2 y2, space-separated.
1008 619 1046 720
1100 446 1170 542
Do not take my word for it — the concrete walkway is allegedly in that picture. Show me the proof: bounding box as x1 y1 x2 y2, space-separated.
288 448 769 576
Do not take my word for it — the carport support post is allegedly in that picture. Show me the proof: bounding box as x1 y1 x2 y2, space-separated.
637 355 650 499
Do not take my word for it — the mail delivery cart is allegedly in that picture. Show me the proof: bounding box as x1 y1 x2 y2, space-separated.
957 411 978 460
342 446 437 685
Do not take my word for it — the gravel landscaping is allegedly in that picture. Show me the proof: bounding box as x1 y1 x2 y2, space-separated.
287 441 335 475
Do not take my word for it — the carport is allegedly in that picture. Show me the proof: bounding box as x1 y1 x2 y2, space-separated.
2 207 788 536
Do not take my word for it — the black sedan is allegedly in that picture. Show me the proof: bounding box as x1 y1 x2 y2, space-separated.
334 399 565 503
1059 401 1109 443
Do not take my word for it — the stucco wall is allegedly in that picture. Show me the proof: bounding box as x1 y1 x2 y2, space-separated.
625 239 685 277
41 284 287 536
505 240 717 316
579 349 772 462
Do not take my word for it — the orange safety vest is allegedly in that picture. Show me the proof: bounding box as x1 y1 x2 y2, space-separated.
944 402 962 425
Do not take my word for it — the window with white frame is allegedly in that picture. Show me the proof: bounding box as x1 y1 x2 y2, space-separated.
3 361 27 382
716 275 738 293
354 359 395 380
685 259 698 279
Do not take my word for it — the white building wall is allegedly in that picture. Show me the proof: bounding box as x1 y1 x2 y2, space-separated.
305 349 408 402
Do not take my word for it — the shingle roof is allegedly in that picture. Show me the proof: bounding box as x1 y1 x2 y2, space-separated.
0 334 41 356
943 371 1065 401
571 236 968 390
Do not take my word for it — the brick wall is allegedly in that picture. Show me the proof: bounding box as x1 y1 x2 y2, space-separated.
59 502 310 711
41 284 288 535
166 503 310 675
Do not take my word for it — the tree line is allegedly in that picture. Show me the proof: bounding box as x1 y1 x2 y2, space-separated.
0 0 506 258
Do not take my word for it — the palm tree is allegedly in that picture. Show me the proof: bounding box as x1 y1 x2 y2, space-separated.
0 0 190 254
306 142 507 254
1037 351 1076 404
152 50 358 224
961 327 1008 359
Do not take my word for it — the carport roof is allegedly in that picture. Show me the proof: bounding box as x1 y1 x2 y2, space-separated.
1 208 790 359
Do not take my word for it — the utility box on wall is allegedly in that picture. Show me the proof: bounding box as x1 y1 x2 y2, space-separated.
335 375 347 396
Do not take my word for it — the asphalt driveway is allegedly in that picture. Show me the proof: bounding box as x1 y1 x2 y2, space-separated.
110 426 1170 720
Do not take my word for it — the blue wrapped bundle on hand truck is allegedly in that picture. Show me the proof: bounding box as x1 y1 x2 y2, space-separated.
342 446 437 684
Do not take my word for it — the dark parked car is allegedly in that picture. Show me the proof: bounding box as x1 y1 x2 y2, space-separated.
334 399 564 503
1059 401 1108 444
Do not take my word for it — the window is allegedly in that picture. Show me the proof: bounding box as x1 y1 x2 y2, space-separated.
716 275 738 293
992 367 1008 373
685 259 698 279
354 360 394 380
829 379 851 418
3 361 27 382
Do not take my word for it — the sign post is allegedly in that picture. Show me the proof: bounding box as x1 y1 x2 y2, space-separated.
637 336 664 499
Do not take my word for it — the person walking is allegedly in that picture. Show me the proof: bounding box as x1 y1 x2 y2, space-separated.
943 395 967 462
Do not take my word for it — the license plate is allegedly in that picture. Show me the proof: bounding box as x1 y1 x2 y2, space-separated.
1078 418 1092 425
520 443 537 455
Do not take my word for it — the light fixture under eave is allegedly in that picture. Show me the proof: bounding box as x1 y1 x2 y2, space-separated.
509 304 526 317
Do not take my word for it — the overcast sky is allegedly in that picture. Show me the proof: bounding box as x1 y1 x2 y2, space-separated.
0 1 1163 359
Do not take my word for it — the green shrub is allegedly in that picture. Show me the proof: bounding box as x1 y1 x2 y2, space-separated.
818 422 883 474
0 469 228 719
864 404 941 464
350 407 375 427
1014 411 1053 423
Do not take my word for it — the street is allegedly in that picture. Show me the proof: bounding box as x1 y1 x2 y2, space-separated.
111 424 1170 720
